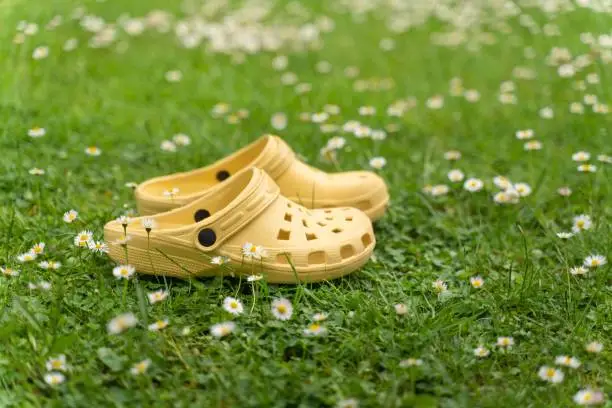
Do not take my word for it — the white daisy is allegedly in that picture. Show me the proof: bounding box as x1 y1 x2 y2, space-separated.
112 264 135 279
74 230 93 247
430 184 450 196
247 274 263 282
222 297 244 315
44 372 65 386
470 276 484 288
538 366 564 383
572 151 591 162
303 322 326 336
1 266 19 277
63 209 78 223
555 355 581 368
496 337 514 347
432 279 448 294
473 346 490 357
30 242 45 255
369 157 386 169
141 218 156 232
358 106 376 116
399 358 423 367
116 215 130 226
444 150 461 160
130 359 151 375
210 321 236 338
326 136 346 150
88 240 109 253
557 187 572 196
84 146 101 156
29 168 45 176
447 169 465 182
242 242 267 260
572 214 592 233
493 176 511 190
556 232 574 239
570 266 588 275
160 140 177 152
107 312 138 334
45 355 67 371
585 341 603 353
17 251 37 263
28 127 46 138
165 70 182 82
524 140 543 151
573 389 604 406
210 256 230 265
32 45 49 60
583 255 606 268
172 133 191 146
515 129 534 140
394 303 408 315
513 183 532 197
311 112 329 123
39 260 61 270
578 164 597 172
162 188 180 198
271 113 288 130
312 313 328 322
271 298 293 320
464 178 484 192
147 290 168 304
597 154 612 164
148 319 169 331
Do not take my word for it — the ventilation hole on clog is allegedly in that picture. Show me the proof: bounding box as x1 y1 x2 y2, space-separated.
216 170 230 181
276 253 290 264
356 200 371 210
305 232 317 241
297 207 303 213
317 222 327 227
345 216 353 221
306 210 313 216
325 216 333 221
197 228 216 247
361 233 372 247
302 219 309 228
194 209 210 222
277 229 291 240
340 245 355 259
332 228 342 234
287 202 292 208
284 213 292 222
324 209 332 213
308 251 327 264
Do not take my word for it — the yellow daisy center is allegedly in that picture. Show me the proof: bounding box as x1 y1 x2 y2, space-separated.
277 305 287 313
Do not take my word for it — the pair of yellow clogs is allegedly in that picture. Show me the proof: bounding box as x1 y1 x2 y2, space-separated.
104 135 389 283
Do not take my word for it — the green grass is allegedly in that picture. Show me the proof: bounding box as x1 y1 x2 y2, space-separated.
1 0 611 406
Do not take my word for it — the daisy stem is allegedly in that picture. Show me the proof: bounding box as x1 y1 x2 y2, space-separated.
147 233 156 274
122 278 128 307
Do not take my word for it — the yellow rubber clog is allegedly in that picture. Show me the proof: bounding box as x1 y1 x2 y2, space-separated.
105 168 376 283
135 135 388 221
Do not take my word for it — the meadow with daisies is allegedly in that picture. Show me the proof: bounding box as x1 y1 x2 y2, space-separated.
1 0 611 406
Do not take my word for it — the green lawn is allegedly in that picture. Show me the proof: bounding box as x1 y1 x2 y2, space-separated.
1 0 610 406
